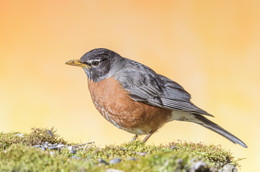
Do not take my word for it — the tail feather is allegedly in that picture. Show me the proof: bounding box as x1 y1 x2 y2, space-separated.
170 111 247 148
193 114 247 148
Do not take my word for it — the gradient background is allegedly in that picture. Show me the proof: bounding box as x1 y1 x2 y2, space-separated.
0 0 259 171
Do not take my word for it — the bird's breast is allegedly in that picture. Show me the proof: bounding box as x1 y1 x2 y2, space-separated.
87 77 172 135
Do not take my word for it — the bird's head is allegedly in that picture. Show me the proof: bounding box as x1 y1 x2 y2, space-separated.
66 48 124 81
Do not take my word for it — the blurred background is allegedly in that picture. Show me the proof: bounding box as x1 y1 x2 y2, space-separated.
0 0 259 171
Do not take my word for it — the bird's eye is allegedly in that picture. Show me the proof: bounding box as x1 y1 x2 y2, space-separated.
91 61 100 67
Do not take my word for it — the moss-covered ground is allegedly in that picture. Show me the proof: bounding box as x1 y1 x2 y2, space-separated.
0 128 241 171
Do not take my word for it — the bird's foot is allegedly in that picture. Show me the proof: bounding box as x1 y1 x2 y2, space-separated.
130 135 138 144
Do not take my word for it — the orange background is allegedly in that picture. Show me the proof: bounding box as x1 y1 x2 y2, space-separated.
0 0 259 171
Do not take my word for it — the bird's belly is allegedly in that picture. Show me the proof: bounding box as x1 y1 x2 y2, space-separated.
93 101 122 129
88 77 172 135
93 100 156 135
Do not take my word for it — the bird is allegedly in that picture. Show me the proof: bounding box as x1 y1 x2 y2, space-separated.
66 48 247 148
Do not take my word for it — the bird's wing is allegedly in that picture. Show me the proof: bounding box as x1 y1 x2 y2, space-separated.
115 60 212 116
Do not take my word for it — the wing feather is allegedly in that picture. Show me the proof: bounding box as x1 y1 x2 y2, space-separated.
115 59 212 117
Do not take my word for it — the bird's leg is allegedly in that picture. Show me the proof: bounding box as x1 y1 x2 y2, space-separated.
142 129 157 143
130 134 138 143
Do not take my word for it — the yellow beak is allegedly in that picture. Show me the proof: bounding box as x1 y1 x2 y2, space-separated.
65 59 90 68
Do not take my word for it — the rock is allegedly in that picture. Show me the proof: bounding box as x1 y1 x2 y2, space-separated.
68 146 77 154
16 133 24 137
110 158 121 164
33 145 41 148
137 152 147 156
43 142 49 148
190 160 208 172
57 144 64 148
171 145 177 149
219 164 237 172
176 159 183 170
98 158 109 165
48 146 58 150
128 157 136 161
71 155 80 159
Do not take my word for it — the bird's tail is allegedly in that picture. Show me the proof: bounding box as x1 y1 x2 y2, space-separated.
173 112 247 148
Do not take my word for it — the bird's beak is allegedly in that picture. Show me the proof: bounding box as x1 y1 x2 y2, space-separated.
65 59 90 68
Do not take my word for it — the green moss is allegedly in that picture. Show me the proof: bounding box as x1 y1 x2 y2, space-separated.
0 128 242 172
0 144 94 172
167 142 235 168
0 127 66 150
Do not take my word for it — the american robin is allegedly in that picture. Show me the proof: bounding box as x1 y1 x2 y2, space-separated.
66 48 247 148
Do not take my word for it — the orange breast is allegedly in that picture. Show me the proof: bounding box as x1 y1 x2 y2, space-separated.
87 77 171 135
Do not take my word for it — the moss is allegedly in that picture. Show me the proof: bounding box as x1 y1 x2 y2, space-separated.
0 127 66 151
0 144 94 172
167 142 236 168
0 128 242 172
